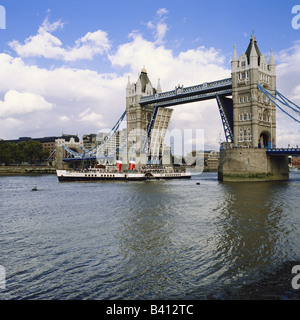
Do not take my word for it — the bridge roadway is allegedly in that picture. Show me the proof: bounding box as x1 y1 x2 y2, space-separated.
63 148 300 162
61 77 300 162
266 148 300 155
139 78 232 107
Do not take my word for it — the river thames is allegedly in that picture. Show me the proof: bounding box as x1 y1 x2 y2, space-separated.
0 172 300 300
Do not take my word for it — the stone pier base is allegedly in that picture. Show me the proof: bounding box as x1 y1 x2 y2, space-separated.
218 148 289 182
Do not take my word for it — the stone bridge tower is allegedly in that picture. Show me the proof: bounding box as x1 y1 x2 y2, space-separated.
218 35 289 181
231 34 276 148
126 67 173 166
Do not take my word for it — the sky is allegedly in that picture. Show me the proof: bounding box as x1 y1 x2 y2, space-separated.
0 0 300 150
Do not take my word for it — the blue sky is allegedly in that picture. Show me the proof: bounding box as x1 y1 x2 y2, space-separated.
0 0 300 149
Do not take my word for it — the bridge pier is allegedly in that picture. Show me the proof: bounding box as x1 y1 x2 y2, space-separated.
218 148 289 182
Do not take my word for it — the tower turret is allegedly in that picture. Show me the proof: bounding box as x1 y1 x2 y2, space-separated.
268 49 276 74
231 45 239 72
231 34 276 148
157 78 162 93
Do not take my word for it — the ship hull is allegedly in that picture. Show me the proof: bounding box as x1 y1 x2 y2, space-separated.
56 170 191 182
56 170 146 182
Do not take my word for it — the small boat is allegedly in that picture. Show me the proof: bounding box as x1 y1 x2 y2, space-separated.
142 167 192 180
32 187 38 191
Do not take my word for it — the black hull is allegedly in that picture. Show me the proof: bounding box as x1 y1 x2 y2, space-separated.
152 176 191 180
57 175 191 182
58 176 146 182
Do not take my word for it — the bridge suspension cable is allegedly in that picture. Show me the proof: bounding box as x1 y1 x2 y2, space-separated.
62 110 127 159
103 136 127 157
257 83 300 124
62 144 82 158
47 149 56 161
85 110 126 157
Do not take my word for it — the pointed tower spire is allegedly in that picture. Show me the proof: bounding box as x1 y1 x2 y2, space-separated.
157 78 162 93
250 37 257 57
268 48 276 74
232 44 238 61
231 44 239 72
136 74 142 94
127 76 131 88
126 75 131 97
268 48 276 66
250 36 258 68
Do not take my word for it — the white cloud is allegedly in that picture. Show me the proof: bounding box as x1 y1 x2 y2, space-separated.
41 16 65 32
1 11 299 149
79 111 106 128
109 32 230 149
277 41 300 103
292 85 300 101
0 90 53 117
273 41 300 147
0 14 231 147
146 8 169 44
9 18 111 61
156 8 168 17
0 52 126 138
60 115 70 122
109 35 228 85
79 107 104 124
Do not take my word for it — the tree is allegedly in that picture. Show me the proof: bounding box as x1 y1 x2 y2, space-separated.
0 142 14 165
23 140 47 164
0 140 49 165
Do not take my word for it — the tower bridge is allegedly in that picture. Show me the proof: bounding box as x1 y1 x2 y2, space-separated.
62 34 299 181
126 33 299 181
139 78 232 106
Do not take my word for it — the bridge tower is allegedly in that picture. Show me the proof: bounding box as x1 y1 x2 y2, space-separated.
126 67 156 163
125 67 173 166
218 35 289 181
231 33 277 148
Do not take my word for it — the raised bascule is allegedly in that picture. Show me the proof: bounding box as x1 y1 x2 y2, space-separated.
62 34 300 181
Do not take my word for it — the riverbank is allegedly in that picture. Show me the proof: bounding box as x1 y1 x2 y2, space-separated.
0 166 56 175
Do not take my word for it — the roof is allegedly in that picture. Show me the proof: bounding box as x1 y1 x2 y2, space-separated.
245 34 261 65
2 135 79 144
139 69 152 93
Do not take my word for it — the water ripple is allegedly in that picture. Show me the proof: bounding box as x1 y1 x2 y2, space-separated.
1 173 300 299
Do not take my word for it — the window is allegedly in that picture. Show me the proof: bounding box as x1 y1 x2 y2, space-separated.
239 113 252 122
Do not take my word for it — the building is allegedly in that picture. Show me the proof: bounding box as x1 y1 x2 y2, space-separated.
231 33 276 148
289 156 300 169
3 135 79 159
219 35 290 182
82 134 97 150
205 150 220 171
126 67 173 165
3 134 80 167
55 136 82 169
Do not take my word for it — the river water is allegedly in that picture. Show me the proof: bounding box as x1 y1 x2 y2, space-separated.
0 172 300 300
